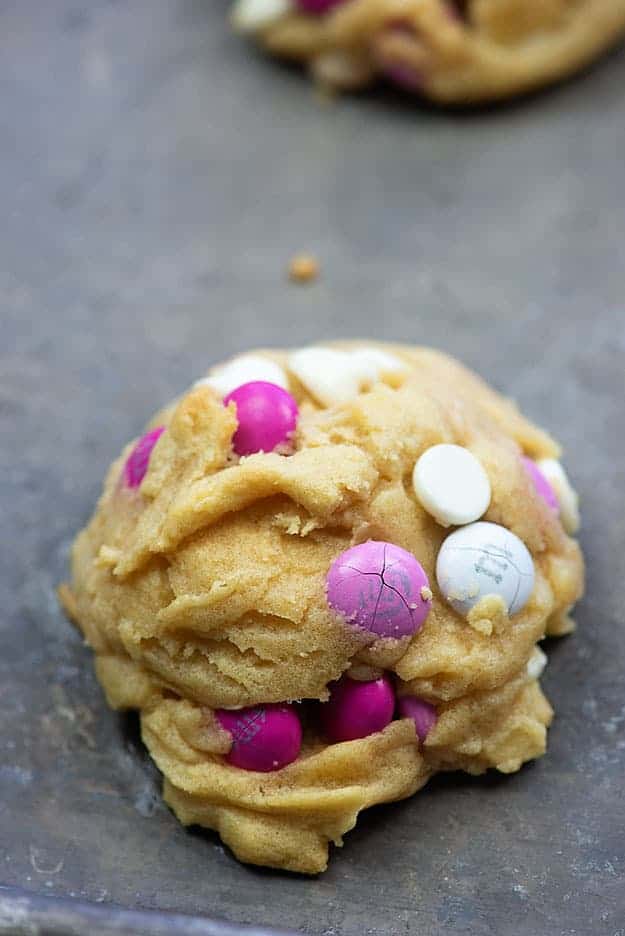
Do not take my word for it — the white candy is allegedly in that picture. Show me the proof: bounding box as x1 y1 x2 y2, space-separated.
288 348 358 405
526 646 548 681
196 355 288 397
348 347 408 380
436 521 535 617
413 444 491 527
536 458 580 535
288 346 406 407
232 0 292 33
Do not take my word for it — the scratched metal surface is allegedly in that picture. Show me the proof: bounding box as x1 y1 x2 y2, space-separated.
1 2 625 934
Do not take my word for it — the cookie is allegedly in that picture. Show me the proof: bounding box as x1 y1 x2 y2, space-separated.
232 0 625 103
61 343 584 873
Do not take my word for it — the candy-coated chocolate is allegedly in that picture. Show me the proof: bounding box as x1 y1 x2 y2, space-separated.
413 443 491 527
396 695 437 743
326 541 432 639
224 381 298 456
123 426 165 488
320 675 395 742
436 521 535 617
522 456 559 512
216 703 302 772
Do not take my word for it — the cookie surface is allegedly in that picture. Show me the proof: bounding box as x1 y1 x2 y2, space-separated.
62 343 584 873
233 0 625 103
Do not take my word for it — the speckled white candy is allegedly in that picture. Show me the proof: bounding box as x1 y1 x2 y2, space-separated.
288 346 406 406
413 444 491 527
536 458 580 534
232 0 292 32
526 646 548 681
436 521 535 617
196 355 289 397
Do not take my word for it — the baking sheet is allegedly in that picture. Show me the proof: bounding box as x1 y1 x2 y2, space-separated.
2 2 624 934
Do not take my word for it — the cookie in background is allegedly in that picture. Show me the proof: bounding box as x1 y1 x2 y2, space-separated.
232 0 625 103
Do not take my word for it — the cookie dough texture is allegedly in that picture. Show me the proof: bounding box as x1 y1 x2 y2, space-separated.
237 0 625 103
63 344 584 873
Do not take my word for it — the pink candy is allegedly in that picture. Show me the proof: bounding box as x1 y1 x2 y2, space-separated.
522 456 559 513
397 695 437 743
295 0 345 12
216 703 302 772
326 541 432 639
224 381 298 457
123 426 165 488
321 675 395 742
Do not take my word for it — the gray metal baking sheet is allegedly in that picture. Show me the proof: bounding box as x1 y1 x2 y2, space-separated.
1 2 624 934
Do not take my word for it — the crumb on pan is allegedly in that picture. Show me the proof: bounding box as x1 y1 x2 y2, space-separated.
288 253 319 283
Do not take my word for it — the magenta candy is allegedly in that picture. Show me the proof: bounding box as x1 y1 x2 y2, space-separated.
295 0 345 13
321 675 395 743
216 703 302 772
522 456 559 512
123 426 165 488
224 381 298 457
397 695 437 743
326 541 432 639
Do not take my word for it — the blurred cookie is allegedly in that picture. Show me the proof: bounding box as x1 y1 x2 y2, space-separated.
232 0 625 102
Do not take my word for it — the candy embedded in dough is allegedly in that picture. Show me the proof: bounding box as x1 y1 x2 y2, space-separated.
288 346 406 406
436 521 535 617
413 444 491 527
537 458 581 534
196 354 289 397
